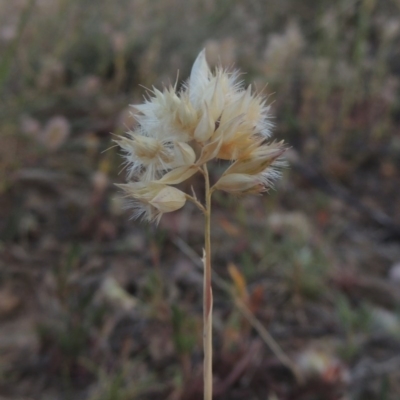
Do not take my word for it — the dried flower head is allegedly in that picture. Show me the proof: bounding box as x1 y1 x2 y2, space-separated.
117 49 286 221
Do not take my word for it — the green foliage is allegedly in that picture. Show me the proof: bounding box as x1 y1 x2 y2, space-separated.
336 294 373 361
98 372 125 400
37 244 107 380
260 230 330 300
171 305 197 356
140 270 163 304
336 295 373 336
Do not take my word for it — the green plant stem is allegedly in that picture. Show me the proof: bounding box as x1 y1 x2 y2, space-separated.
203 163 213 400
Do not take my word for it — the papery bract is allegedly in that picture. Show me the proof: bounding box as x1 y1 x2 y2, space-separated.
117 49 285 221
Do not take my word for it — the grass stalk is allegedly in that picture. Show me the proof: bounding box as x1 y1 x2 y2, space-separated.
203 163 213 400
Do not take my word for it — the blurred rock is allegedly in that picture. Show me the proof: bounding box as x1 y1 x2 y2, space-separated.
0 287 22 318
95 219 117 241
124 232 146 252
38 234 59 252
380 161 397 178
78 75 101 96
20 115 41 138
112 31 127 52
371 307 400 335
381 76 399 104
37 57 65 89
0 24 16 41
40 116 70 151
109 193 125 217
0 317 39 355
92 170 109 197
18 212 39 238
267 211 313 241
296 347 350 384
381 18 400 40
97 276 136 311
108 313 147 356
388 262 400 283
148 324 175 365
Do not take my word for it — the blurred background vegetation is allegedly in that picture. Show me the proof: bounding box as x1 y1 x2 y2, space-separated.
1 0 400 399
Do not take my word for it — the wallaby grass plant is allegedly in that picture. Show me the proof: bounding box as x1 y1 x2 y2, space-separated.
0 1 399 398
116 50 286 399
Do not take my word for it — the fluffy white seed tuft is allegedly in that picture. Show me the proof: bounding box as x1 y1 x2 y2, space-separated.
116 49 286 221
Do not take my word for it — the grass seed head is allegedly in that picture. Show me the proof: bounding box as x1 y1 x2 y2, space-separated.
116 50 286 220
